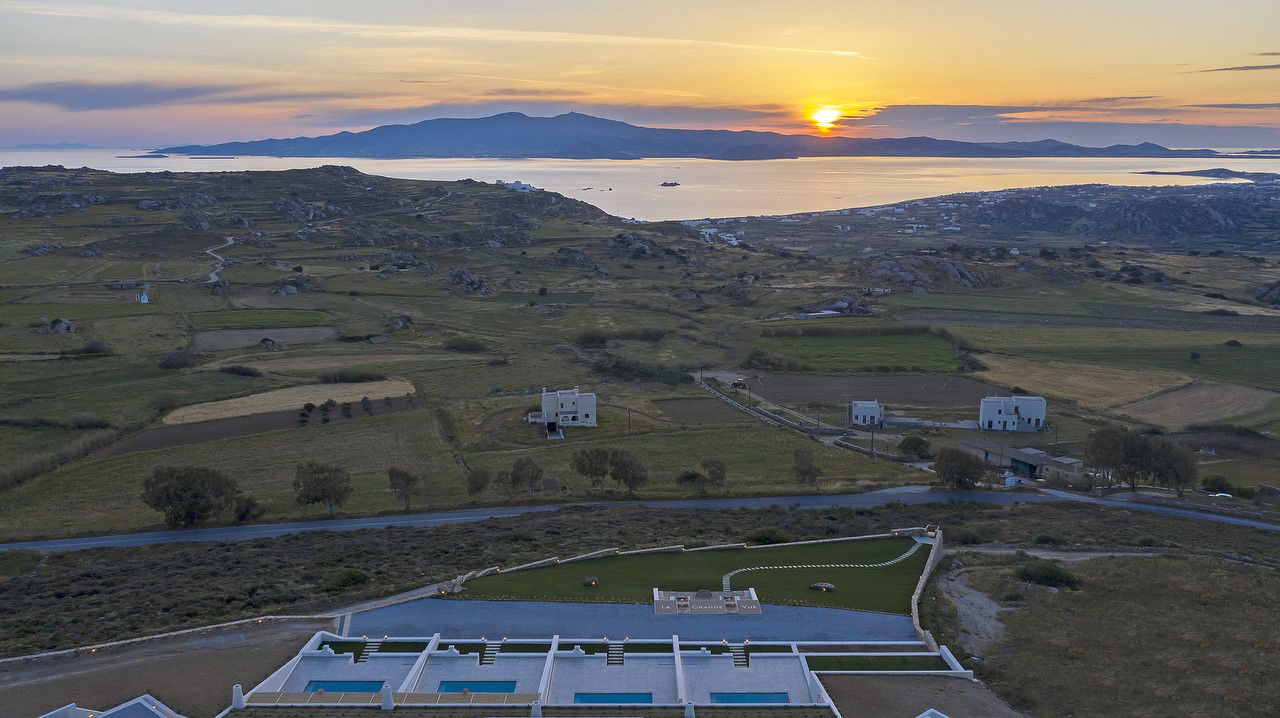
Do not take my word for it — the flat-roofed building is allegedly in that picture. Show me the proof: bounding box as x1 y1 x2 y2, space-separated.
848 400 884 428
978 395 1046 432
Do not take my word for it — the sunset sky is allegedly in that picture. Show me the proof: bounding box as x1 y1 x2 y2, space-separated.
2 0 1279 148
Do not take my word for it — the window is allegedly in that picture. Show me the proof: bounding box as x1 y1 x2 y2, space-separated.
584 413 590 419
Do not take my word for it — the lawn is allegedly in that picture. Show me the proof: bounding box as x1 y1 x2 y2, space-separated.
752 333 964 373
186 309 333 330
459 537 929 615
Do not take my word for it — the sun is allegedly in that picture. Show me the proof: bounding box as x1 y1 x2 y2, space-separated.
809 105 843 131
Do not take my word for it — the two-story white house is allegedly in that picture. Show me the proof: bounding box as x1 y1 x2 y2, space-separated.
528 387 597 438
848 400 884 428
978 395 1047 432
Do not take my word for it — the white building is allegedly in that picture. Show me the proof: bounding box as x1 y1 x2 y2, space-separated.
978 395 1047 432
40 695 186 718
528 387 597 438
848 400 884 428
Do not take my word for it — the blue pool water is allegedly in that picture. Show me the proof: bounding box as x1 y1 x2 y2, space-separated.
574 693 654 704
438 680 518 693
304 680 384 693
711 692 790 704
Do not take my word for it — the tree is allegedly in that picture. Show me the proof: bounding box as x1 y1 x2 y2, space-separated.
897 435 931 459
292 461 352 515
792 448 822 490
1084 424 1129 485
141 466 238 527
570 448 612 493
1151 438 1198 498
509 457 544 495
361 396 373 415
677 469 710 495
466 468 491 495
933 447 985 489
701 457 727 487
387 466 422 510
608 449 648 494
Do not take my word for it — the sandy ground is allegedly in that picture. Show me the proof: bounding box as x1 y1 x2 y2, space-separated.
977 354 1189 408
821 674 1022 717
938 568 1009 657
1116 381 1279 429
162 378 415 424
192 326 338 350
0 618 332 718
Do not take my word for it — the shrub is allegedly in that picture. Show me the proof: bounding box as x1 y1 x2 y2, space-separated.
323 567 370 591
741 527 795 545
443 337 487 352
318 369 386 383
151 393 179 412
141 466 239 527
1034 533 1061 545
233 494 263 522
219 364 263 377
157 348 202 369
1224 339 1243 347
69 412 111 429
592 355 689 385
1015 560 1080 589
952 528 984 545
81 339 109 355
575 330 610 348
1201 476 1233 493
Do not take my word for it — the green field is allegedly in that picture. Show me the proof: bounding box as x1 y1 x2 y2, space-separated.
186 309 334 330
953 326 1280 390
460 537 929 614
752 333 964 372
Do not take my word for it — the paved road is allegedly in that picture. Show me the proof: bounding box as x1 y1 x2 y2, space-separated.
2 486 1275 553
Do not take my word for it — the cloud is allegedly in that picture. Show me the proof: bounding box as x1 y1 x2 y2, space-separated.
0 80 357 110
1255 52 1280 56
1196 63 1280 72
0 1 864 58
1187 102 1280 109
478 88 592 98
1079 95 1158 104
840 104 1280 147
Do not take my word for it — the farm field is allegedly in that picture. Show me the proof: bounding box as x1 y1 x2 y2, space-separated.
976 354 1189 408
752 332 964 373
745 373 1001 408
460 537 930 614
161 378 416 424
191 326 340 350
186 308 334 330
1115 382 1279 429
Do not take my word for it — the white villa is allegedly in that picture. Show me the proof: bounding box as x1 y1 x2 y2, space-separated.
527 387 597 439
978 395 1047 432
847 400 884 428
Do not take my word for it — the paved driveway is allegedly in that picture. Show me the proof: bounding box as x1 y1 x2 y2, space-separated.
347 598 919 642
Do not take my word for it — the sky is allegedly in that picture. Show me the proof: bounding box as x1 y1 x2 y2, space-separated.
1 0 1279 148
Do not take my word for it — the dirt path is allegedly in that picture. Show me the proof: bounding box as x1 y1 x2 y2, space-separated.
204 236 234 284
939 568 1008 656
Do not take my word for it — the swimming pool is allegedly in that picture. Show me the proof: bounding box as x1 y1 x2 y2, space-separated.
304 680 385 693
438 680 518 693
574 692 654 704
711 692 790 704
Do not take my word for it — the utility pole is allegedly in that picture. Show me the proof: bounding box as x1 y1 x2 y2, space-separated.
627 407 632 435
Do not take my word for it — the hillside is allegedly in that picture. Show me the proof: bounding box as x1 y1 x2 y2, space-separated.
159 111 1222 160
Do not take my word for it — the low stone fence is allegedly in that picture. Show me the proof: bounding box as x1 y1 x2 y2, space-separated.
908 528 945 652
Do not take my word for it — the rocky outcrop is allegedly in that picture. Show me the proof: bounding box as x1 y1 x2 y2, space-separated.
797 294 875 316
536 248 610 276
270 273 319 296
856 255 990 293
21 242 61 256
34 317 75 334
446 268 493 294
271 195 349 223
1252 280 1280 305
386 315 415 331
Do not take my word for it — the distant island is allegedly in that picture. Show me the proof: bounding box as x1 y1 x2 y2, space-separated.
160 111 1232 161
1136 168 1280 183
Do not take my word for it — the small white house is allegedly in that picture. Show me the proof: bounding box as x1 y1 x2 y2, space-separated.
978 395 1047 432
528 387 597 438
848 400 884 428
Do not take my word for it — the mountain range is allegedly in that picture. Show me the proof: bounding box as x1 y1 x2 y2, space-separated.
161 111 1223 160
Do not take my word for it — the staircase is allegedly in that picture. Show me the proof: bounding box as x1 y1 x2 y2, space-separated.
479 641 500 665
729 643 748 668
606 641 625 666
357 639 382 663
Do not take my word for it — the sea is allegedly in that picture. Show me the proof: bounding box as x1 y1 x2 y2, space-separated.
4 149 1279 221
